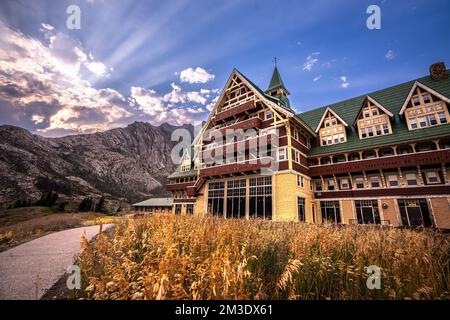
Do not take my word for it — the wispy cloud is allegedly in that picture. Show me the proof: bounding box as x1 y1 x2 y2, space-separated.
385 49 396 61
313 75 322 82
340 76 349 88
302 52 320 71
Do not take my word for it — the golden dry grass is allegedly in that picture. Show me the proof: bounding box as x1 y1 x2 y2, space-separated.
78 214 450 300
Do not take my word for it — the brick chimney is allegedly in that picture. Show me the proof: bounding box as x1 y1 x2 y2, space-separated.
429 61 447 81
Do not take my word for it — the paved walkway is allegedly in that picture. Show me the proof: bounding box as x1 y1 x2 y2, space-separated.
0 224 113 300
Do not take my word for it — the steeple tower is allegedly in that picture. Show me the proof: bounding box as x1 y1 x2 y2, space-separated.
265 62 291 108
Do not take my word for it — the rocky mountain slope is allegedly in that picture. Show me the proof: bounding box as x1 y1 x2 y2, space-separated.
0 122 193 210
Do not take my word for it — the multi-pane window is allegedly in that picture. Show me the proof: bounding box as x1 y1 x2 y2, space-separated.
319 111 346 146
370 176 380 188
355 177 365 189
207 182 225 216
297 175 304 188
174 204 182 215
249 176 272 219
405 88 449 130
340 178 350 189
357 99 392 139
320 201 341 224
387 175 398 187
315 180 323 191
293 149 301 164
278 147 287 161
226 179 246 219
406 173 417 186
398 199 433 227
355 200 381 225
186 204 194 214
327 179 335 191
425 171 441 184
181 164 191 172
265 110 273 120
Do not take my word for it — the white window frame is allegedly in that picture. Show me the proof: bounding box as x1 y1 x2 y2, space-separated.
425 171 441 184
278 147 287 161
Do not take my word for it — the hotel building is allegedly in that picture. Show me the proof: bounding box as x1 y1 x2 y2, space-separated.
163 62 450 229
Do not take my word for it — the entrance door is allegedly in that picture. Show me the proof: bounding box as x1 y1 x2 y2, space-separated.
398 199 433 227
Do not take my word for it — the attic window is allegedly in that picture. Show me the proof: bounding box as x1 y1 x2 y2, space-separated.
357 99 392 139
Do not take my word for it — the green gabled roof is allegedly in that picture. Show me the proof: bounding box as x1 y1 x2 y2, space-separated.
297 70 450 156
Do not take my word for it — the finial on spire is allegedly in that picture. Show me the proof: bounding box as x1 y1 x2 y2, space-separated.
272 57 279 66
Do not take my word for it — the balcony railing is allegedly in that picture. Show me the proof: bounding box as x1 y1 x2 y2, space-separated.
200 157 274 177
210 117 262 137
309 149 450 176
215 101 256 122
201 132 277 158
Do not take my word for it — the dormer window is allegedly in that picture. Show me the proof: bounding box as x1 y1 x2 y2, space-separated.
356 97 393 139
316 108 348 146
400 82 450 130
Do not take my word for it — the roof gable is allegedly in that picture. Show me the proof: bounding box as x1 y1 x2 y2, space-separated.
353 96 393 124
315 107 349 133
399 81 450 115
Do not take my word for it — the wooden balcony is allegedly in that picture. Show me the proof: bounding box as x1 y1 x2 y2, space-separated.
200 157 274 178
201 133 276 158
309 149 450 176
210 117 262 137
166 181 195 191
215 101 256 122
186 178 205 196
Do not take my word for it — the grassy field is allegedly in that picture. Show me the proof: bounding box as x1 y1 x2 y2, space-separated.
77 214 450 300
0 206 124 251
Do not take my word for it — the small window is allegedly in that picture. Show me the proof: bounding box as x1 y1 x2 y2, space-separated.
372 108 378 116
368 127 374 137
425 171 441 184
265 110 273 120
410 118 418 129
375 125 381 136
278 148 286 161
429 114 437 126
422 94 431 104
418 116 428 128
297 175 304 188
339 133 345 143
340 178 350 190
382 123 389 134
315 181 322 191
406 173 417 186
324 120 330 127
412 96 420 106
363 110 370 118
327 179 335 191
388 175 398 187
370 176 380 188
331 118 337 126
361 128 367 138
438 112 448 124
355 178 365 189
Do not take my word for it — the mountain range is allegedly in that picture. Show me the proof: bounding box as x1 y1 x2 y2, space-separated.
0 122 193 211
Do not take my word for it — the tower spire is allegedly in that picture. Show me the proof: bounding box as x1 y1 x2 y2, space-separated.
265 61 291 108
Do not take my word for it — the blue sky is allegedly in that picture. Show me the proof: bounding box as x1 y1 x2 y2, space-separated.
0 0 449 136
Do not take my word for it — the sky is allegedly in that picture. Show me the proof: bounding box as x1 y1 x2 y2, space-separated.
0 0 449 137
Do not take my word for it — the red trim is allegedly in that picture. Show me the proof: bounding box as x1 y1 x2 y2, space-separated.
215 101 257 122
200 158 273 177
166 182 195 191
309 149 450 176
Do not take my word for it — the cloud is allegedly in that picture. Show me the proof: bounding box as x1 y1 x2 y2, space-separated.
131 84 217 126
0 20 132 135
313 75 322 82
385 49 396 61
0 21 220 134
180 67 215 84
31 114 45 124
340 76 350 88
40 23 54 31
302 52 320 71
